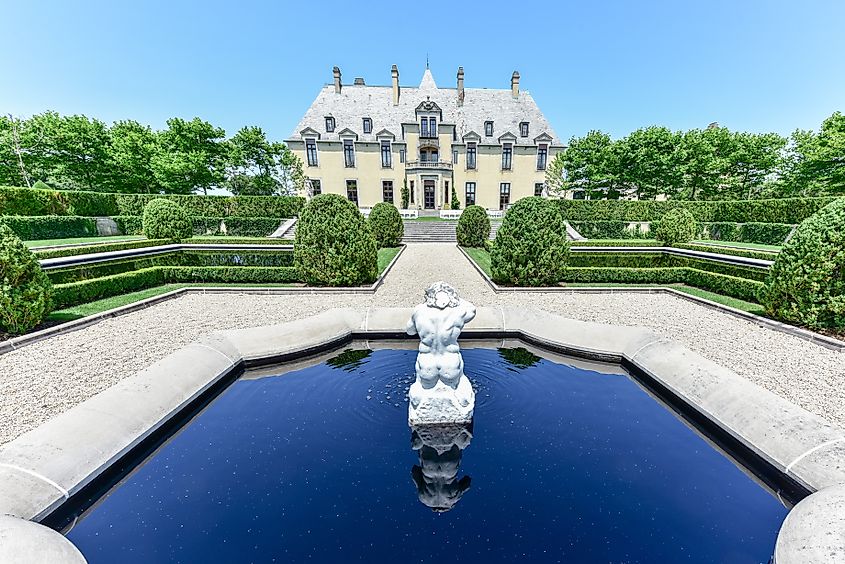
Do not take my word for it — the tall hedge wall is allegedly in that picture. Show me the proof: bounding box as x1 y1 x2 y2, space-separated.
556 197 839 224
0 186 304 218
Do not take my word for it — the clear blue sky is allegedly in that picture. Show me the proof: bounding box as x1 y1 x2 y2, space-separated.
4 0 843 142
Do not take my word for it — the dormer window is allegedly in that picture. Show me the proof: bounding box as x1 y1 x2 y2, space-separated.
484 121 493 136
520 122 529 137
325 117 335 133
305 138 318 167
420 117 437 138
537 144 548 170
363 118 372 134
420 117 429 138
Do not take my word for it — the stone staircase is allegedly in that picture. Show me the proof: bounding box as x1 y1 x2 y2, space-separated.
402 220 502 243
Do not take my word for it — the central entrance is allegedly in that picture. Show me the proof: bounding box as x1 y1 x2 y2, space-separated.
423 180 436 209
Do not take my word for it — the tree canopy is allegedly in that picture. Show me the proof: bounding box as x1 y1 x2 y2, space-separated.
0 112 304 196
547 112 842 200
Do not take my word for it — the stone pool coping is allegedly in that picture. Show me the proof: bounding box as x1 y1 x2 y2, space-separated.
1 307 843 561
456 245 845 352
0 245 406 356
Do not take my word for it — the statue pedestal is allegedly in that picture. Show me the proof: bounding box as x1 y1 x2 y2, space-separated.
408 375 475 426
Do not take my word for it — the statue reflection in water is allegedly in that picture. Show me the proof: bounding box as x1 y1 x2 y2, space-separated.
406 282 477 512
410 423 473 512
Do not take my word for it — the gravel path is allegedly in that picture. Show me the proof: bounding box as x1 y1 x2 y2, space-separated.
1 243 843 445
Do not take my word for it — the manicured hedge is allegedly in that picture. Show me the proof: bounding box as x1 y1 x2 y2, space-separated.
53 268 166 309
32 239 171 259
699 222 793 245
556 197 838 224
571 239 661 247
45 250 294 284
674 243 778 261
570 219 793 245
116 215 282 237
0 215 98 240
568 252 768 281
563 267 764 302
52 265 300 308
0 186 304 218
0 186 117 216
568 221 656 240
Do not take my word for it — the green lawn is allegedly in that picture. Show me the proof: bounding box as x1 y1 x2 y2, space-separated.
463 247 492 276
691 240 782 251
25 235 145 248
378 247 401 273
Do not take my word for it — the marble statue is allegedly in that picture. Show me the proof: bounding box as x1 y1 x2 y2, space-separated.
406 281 476 425
410 424 473 512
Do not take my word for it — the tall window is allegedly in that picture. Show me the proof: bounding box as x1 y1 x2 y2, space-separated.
308 179 321 195
363 118 372 134
420 117 429 138
520 122 529 137
325 117 335 132
343 139 355 168
484 121 493 136
382 181 394 203
381 140 392 168
534 182 544 197
444 181 449 205
410 180 415 204
501 143 512 170
466 143 477 169
429 117 437 138
537 144 548 170
452 149 458 164
306 139 318 166
465 182 476 206
346 180 358 205
399 149 406 163
499 183 511 210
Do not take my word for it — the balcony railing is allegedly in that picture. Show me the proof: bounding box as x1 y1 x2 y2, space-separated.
406 160 453 170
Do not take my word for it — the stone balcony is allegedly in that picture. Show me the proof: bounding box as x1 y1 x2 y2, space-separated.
406 160 453 171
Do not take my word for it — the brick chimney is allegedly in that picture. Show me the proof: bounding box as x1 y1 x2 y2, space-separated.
511 71 520 99
457 66 465 106
333 66 342 94
391 64 400 106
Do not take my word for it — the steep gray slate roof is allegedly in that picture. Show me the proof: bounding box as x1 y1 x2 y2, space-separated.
289 69 560 146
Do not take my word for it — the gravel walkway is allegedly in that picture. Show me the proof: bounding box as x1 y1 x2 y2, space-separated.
1 243 843 445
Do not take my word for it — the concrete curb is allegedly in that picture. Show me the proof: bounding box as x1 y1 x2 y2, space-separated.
1 307 843 560
456 245 845 352
0 245 406 357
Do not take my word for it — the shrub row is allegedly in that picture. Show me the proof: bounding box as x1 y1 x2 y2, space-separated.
0 186 304 218
32 238 171 259
569 220 793 245
570 239 660 247
45 250 295 284
674 243 778 261
0 215 98 240
699 222 793 245
115 216 282 237
52 265 300 309
568 252 768 281
556 197 839 224
563 267 764 302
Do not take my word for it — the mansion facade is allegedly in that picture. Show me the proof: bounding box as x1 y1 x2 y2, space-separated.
286 65 563 211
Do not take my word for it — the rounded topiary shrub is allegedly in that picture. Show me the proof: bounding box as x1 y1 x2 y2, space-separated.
491 197 570 286
759 198 845 329
456 205 491 247
0 225 53 335
367 202 404 248
654 208 696 245
294 193 378 286
142 198 192 240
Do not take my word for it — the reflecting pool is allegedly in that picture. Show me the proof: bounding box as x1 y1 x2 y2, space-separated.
63 344 787 563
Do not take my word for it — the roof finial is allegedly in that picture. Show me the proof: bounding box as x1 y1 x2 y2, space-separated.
426 53 429 70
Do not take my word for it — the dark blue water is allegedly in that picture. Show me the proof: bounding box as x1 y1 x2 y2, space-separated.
65 347 786 563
